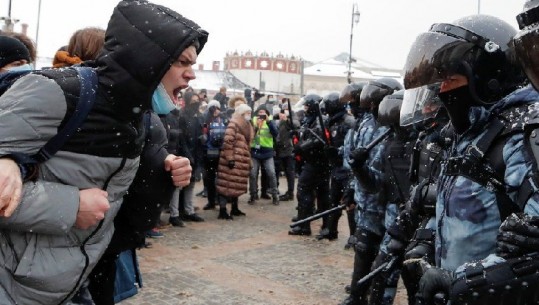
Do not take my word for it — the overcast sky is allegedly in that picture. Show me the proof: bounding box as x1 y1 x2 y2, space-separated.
1 0 524 70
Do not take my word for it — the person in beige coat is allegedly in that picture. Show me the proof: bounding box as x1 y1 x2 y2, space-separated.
216 102 254 219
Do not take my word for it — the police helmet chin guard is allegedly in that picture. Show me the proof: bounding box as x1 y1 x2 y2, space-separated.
359 78 403 111
400 84 444 129
515 3 539 91
403 14 525 105
377 89 404 127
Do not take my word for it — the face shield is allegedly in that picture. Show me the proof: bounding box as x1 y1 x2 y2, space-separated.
403 23 497 90
515 6 539 91
400 85 443 128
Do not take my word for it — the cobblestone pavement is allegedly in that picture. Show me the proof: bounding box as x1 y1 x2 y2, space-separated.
119 178 407 305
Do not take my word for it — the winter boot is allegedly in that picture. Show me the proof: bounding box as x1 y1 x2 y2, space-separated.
230 201 246 216
203 202 216 210
272 194 280 205
279 191 294 201
218 207 233 220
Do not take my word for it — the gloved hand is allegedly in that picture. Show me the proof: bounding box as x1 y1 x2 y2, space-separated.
227 160 235 169
292 145 302 155
497 212 539 258
386 237 406 257
416 267 452 305
324 146 339 161
341 188 355 209
349 147 369 166
387 209 416 245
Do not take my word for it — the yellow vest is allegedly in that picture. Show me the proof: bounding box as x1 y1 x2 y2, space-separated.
251 118 273 148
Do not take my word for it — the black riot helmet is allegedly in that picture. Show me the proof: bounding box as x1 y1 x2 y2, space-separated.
514 1 539 91
340 81 368 104
377 89 404 127
359 78 403 117
403 14 526 105
320 92 344 116
303 93 322 116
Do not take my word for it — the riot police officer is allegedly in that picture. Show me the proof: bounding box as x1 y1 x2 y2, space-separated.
379 86 450 305
316 92 356 241
339 81 368 249
402 13 539 305
340 78 403 305
288 94 331 236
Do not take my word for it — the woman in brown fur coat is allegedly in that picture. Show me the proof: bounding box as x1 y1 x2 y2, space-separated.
216 102 254 219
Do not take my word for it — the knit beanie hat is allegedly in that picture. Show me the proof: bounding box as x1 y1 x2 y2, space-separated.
256 105 270 116
235 104 252 116
207 99 221 109
0 36 31 69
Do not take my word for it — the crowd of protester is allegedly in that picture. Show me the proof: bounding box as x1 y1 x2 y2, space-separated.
4 1 539 305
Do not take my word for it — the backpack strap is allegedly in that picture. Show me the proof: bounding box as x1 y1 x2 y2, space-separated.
33 67 98 162
5 67 98 180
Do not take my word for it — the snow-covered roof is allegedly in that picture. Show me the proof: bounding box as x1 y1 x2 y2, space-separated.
189 70 251 93
303 53 402 80
304 60 376 79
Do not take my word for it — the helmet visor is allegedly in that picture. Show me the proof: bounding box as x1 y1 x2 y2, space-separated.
400 84 443 127
514 25 539 91
403 31 474 90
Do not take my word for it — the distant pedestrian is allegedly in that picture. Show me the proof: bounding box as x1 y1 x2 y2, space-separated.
216 103 254 219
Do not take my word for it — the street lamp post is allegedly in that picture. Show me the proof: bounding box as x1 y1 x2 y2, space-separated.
347 3 361 84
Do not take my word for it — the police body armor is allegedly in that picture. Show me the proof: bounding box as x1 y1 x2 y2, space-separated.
327 112 356 171
382 131 415 206
445 104 539 305
443 104 537 220
297 118 328 165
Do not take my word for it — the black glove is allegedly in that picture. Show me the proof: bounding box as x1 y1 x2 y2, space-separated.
292 145 302 155
416 267 452 305
386 237 406 257
349 147 369 167
497 212 539 258
227 160 235 169
324 146 339 161
341 188 355 208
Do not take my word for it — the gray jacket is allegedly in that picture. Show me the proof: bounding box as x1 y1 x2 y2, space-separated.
0 1 208 304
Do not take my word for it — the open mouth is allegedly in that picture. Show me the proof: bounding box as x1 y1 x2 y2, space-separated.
173 88 181 104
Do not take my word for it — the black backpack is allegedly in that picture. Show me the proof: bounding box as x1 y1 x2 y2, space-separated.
2 67 98 173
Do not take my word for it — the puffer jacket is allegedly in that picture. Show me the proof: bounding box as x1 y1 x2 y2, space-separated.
217 114 254 197
0 1 208 304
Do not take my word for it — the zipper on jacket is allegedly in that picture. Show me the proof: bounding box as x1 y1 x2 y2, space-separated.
59 157 128 305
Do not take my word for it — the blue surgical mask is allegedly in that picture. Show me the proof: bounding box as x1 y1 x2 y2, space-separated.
151 82 176 115
7 64 32 72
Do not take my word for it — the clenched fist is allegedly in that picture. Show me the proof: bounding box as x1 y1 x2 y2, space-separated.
164 154 192 187
76 188 110 229
0 158 22 217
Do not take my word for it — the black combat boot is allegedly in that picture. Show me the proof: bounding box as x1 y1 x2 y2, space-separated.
289 205 312 235
315 228 338 241
279 191 294 201
288 226 311 236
